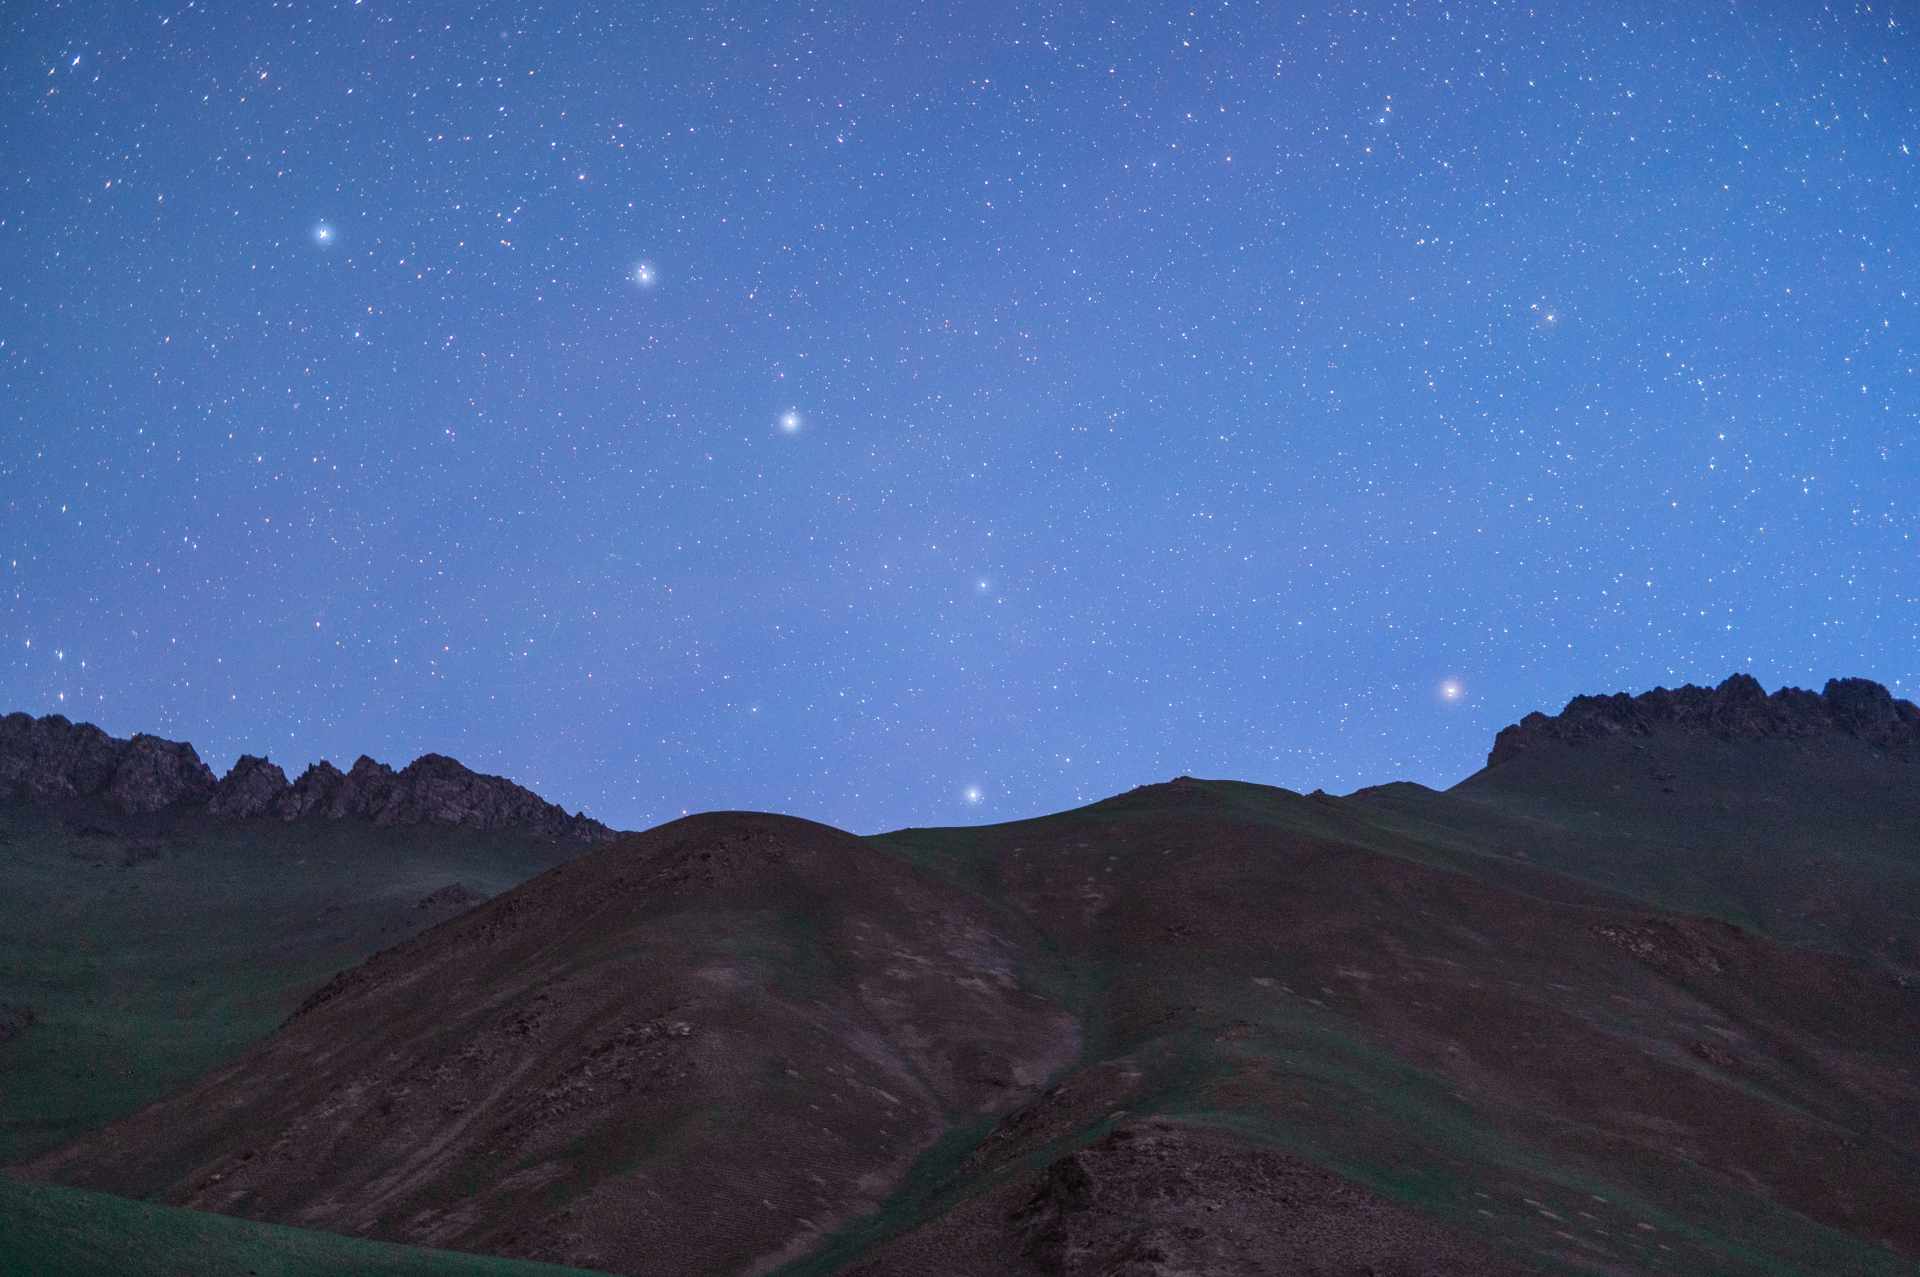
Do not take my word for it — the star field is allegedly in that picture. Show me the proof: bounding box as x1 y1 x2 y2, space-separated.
4 1 1917 832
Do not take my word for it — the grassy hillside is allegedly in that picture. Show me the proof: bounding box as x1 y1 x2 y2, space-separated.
22 783 1920 1277
0 800 591 1163
8 731 1920 1277
852 780 1920 1277
1356 730 1920 970
0 1175 608 1277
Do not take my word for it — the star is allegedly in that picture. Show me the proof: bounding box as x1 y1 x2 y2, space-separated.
631 261 656 288
780 411 801 432
313 223 334 245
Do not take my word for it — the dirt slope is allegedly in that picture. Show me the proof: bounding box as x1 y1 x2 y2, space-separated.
841 1117 1529 1277
851 779 1920 1276
25 812 1075 1276
0 800 584 1163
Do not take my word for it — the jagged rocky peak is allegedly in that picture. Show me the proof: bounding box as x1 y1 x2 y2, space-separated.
0 713 216 813
209 755 290 818
271 755 393 823
0 712 616 841
220 747 615 842
1488 673 1920 767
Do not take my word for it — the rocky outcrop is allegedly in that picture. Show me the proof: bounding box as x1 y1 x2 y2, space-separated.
268 752 612 841
209 755 291 818
275 752 613 841
0 712 616 841
276 760 341 820
372 753 565 832
0 714 216 812
1487 673 1920 767
414 882 485 912
107 735 219 813
276 756 393 822
0 714 123 801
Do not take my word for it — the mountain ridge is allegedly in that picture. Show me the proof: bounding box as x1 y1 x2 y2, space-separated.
0 712 613 843
1488 672 1920 766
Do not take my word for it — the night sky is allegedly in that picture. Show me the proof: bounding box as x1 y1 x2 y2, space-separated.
4 1 1916 834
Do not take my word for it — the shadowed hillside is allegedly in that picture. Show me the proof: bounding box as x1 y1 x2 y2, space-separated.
1356 673 1920 972
0 803 595 1165
0 718 617 1164
0 1175 607 1277
9 676 1920 1276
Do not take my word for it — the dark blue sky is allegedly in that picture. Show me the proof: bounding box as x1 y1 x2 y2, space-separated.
4 0 1916 833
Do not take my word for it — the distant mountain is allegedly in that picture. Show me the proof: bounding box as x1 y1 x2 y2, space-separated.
1359 672 1920 975
0 712 614 844
20 677 1920 1277
1487 672 1920 765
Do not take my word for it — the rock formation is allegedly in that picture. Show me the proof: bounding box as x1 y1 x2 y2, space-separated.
0 714 216 812
277 756 390 822
208 755 291 818
1487 673 1920 767
0 712 615 841
413 882 485 912
264 751 615 843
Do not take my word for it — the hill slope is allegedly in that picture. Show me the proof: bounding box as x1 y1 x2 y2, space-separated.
0 716 618 1164
0 801 598 1165
1356 672 1920 970
0 1175 606 1277
25 812 1077 1275
12 675 1920 1276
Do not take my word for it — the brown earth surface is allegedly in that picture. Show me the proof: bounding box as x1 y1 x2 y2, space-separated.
19 702 1920 1276
25 813 1079 1276
843 1118 1532 1277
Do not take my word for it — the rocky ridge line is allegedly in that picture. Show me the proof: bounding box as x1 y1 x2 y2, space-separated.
1487 673 1920 767
0 715 216 813
0 712 615 842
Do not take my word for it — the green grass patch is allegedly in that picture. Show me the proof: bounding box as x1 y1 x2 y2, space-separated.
0 801 587 1164
0 1175 608 1277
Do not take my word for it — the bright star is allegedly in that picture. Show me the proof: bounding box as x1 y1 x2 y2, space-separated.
313 222 334 245
780 411 801 432
1440 680 1463 701
965 787 983 803
631 261 656 288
